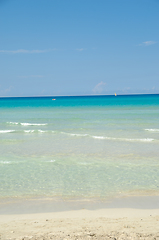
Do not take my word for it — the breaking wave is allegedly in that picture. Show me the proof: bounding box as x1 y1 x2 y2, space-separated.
61 132 88 137
7 122 47 126
0 130 15 133
145 129 159 132
24 130 35 133
0 129 156 142
92 135 154 142
60 132 155 142
0 161 11 164
21 123 47 126
7 122 19 125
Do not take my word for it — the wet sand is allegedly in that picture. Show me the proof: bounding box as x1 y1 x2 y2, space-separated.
0 196 159 240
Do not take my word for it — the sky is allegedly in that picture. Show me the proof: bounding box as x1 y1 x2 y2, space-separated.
0 0 159 96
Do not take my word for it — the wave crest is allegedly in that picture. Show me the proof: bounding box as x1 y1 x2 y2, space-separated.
145 129 159 132
7 122 47 126
21 123 47 126
24 130 34 133
92 135 154 142
0 130 15 133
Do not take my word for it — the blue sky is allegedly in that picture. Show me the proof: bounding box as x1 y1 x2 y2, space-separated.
0 0 159 96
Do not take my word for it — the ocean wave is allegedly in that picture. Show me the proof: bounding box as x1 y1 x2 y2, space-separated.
69 133 88 137
24 130 35 133
21 123 47 126
92 136 107 140
61 132 88 137
0 161 11 164
92 135 154 142
7 122 47 126
24 129 48 133
0 130 15 133
60 132 155 142
0 129 48 134
145 129 159 132
0 128 156 142
38 130 46 133
46 160 56 163
7 122 18 125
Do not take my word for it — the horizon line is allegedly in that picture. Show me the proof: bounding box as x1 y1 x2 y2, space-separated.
0 92 159 98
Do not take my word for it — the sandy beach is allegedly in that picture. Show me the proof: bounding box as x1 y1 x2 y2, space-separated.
0 196 159 240
1 208 159 240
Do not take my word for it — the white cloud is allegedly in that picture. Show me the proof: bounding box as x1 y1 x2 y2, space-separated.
138 41 157 46
93 81 106 94
0 49 56 54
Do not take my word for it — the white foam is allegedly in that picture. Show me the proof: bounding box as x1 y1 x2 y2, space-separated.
122 138 154 142
7 122 48 126
61 132 88 137
92 135 154 142
92 136 107 139
21 123 47 126
0 130 15 133
145 129 159 132
7 122 18 125
49 160 56 163
45 160 56 163
0 161 11 164
7 122 47 126
24 130 34 133
60 132 154 142
38 130 46 133
69 133 88 137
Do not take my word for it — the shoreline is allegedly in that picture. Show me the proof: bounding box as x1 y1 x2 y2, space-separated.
1 196 159 239
1 206 159 239
1 195 159 215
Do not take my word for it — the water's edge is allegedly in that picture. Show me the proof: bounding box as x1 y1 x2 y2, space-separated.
1 195 159 215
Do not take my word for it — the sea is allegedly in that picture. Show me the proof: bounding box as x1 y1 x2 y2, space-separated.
0 94 159 203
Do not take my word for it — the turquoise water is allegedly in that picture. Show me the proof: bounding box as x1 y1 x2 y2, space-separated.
0 94 159 200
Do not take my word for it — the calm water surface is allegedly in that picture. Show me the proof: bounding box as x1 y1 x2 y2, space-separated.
0 95 159 200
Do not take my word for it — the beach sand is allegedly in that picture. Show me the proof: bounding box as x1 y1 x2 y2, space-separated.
0 196 159 240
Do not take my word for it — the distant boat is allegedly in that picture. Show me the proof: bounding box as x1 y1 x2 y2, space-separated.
52 99 56 100
115 93 117 96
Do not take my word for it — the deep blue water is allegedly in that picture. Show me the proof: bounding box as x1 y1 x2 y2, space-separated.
0 94 159 108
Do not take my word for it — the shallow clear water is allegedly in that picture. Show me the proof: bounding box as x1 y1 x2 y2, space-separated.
0 95 159 200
